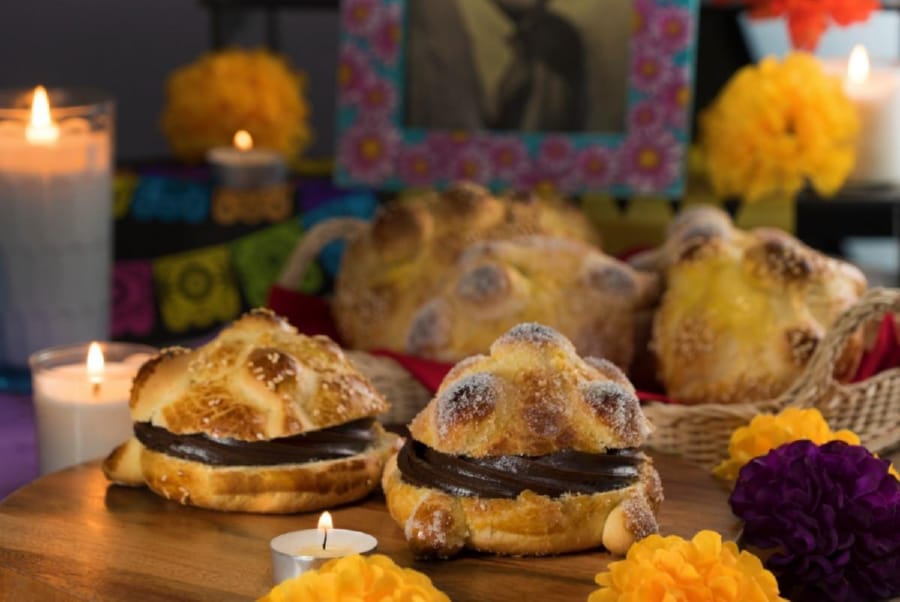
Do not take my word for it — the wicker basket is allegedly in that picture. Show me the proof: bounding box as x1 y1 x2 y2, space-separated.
281 220 900 462
642 287 900 469
279 217 433 425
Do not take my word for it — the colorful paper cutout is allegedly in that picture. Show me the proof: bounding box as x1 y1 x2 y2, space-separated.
113 172 139 220
111 260 156 337
152 245 241 333
131 176 210 223
231 220 307 307
211 184 293 226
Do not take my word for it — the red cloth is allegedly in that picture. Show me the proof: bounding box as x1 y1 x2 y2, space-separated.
853 313 900 382
266 285 900 403
267 284 454 388
267 285 342 342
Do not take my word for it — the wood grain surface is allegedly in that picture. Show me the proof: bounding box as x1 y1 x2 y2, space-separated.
0 454 739 602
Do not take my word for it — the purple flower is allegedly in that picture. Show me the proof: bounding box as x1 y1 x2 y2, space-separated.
337 43 372 105
516 162 577 195
339 123 400 184
575 145 618 189
449 147 490 184
651 6 692 54
370 3 401 65
398 144 439 186
631 48 673 95
358 76 397 119
628 100 665 133
537 136 576 175
660 67 691 129
342 0 380 37
111 260 155 338
620 130 681 192
426 130 475 163
633 0 653 38
489 137 529 182
731 440 900 602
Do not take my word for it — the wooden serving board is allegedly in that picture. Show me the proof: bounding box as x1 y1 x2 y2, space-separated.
0 455 739 602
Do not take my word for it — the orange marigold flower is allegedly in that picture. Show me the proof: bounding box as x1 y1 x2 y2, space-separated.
714 408 859 481
161 48 313 163
589 530 786 602
742 0 878 50
258 554 450 602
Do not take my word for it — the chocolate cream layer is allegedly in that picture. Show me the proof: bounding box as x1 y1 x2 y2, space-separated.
397 439 642 499
134 418 377 466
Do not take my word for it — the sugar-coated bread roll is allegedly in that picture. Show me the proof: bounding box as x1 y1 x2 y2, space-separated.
333 182 602 359
644 206 866 404
404 235 659 369
103 309 398 513
382 323 663 558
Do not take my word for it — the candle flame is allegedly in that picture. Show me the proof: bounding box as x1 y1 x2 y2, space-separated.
26 86 60 144
848 44 870 85
87 342 105 384
233 130 253 151
318 511 332 550
318 511 333 530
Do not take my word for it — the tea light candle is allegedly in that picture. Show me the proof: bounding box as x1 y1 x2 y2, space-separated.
30 341 155 475
842 45 900 186
270 511 378 585
207 129 287 190
0 87 114 367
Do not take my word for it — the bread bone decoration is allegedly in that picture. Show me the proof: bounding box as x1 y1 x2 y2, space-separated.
334 182 602 360
103 309 398 513
639 206 867 405
382 323 663 558
406 235 659 368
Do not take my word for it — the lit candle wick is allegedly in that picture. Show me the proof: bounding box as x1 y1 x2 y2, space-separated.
318 511 333 551
87 342 105 398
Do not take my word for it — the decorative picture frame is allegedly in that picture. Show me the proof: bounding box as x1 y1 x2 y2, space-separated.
335 0 699 197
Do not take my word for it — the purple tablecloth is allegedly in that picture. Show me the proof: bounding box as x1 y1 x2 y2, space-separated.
0 392 37 499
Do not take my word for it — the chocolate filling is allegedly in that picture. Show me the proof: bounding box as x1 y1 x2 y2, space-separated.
397 439 642 499
134 418 376 466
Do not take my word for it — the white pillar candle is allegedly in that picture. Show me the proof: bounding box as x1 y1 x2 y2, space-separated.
207 129 287 190
270 512 378 585
843 46 900 186
0 87 114 367
30 341 154 475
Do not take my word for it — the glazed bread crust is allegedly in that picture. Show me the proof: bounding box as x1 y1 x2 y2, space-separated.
104 429 399 513
381 451 662 558
384 324 662 557
403 235 659 368
647 207 866 404
409 323 652 457
103 309 397 513
333 182 602 359
130 309 388 440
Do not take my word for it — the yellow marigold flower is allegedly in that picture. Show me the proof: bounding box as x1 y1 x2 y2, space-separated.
700 52 858 203
714 408 859 481
161 48 313 163
589 530 786 602
258 554 450 602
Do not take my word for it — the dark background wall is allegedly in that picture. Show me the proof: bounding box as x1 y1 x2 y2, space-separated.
0 0 340 161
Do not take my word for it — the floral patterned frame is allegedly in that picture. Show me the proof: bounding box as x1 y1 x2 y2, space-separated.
335 0 699 197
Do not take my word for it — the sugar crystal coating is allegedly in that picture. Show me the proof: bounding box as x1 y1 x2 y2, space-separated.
437 372 499 437
493 322 573 351
581 381 648 447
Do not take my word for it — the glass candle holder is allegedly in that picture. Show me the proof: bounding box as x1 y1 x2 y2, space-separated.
29 341 155 475
0 87 115 368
